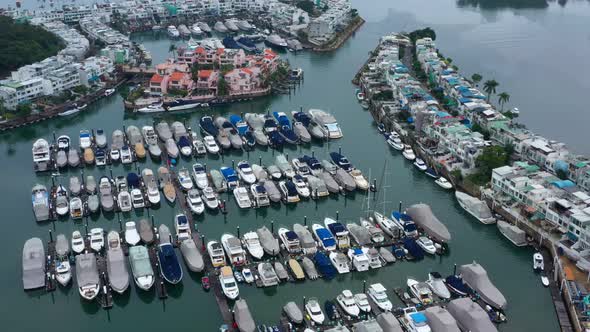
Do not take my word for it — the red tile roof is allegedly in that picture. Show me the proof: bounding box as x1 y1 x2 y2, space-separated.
198 70 213 79
195 46 206 54
150 74 164 84
241 68 253 75
169 71 184 81
216 48 225 55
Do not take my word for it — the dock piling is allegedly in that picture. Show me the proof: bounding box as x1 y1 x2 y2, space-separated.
336 210 339 221
237 225 240 238
232 160 235 168
399 201 402 213
49 229 53 243
109 166 113 179
271 220 274 233
259 156 262 166
363 280 366 293
339 145 342 155
151 215 155 229
304 215 307 226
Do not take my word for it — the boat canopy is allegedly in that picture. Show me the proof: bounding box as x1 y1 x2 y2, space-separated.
459 262 507 309
293 224 316 251
313 251 336 279
233 299 256 332
284 230 298 241
316 228 336 248
406 203 451 243
447 297 498 332
353 320 383 332
424 306 461 332
376 312 404 332
22 238 45 290
127 173 140 188
220 167 238 182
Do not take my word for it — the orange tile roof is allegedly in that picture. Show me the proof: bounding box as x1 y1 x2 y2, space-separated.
195 46 206 54
150 74 164 84
216 48 225 55
169 71 184 81
198 70 213 79
241 68 253 75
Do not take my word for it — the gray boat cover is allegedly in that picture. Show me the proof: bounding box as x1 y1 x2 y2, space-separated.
85 176 96 193
262 180 281 202
293 122 311 142
138 219 155 244
159 224 172 244
67 149 80 166
379 247 396 264
234 299 256 332
258 262 279 286
301 256 319 279
111 129 125 150
325 326 350 332
293 224 316 253
126 125 143 145
156 121 172 141
447 298 498 332
334 168 356 191
251 164 268 181
308 175 329 196
245 113 264 129
347 223 371 245
69 176 81 195
76 253 99 288
107 241 130 293
459 262 507 309
22 238 45 290
253 130 268 145
180 239 204 272
171 122 188 140
256 226 280 256
283 301 303 324
424 306 461 332
55 234 69 257
56 150 67 167
274 261 288 280
320 172 340 193
455 191 493 220
32 184 49 222
87 194 99 212
353 320 383 332
165 138 179 157
406 203 451 243
497 220 526 246
376 312 404 332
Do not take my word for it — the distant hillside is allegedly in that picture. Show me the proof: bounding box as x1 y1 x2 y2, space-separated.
0 16 64 76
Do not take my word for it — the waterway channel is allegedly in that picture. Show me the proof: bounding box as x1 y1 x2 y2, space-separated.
3 0 589 330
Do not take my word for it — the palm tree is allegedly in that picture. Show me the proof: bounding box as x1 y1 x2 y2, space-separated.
483 79 499 102
498 92 510 112
471 73 482 87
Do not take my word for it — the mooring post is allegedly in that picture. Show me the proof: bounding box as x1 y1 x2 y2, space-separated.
304 215 307 226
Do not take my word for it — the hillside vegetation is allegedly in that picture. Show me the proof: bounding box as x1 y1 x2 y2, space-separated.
0 16 64 76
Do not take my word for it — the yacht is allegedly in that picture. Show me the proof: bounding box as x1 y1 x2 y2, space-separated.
455 191 496 224
220 166 239 190
201 187 220 210
142 126 162 158
57 135 71 150
308 109 343 139
305 298 325 325
258 262 279 287
312 224 336 251
207 241 226 267
387 136 404 150
324 217 350 249
533 252 544 271
221 234 246 266
192 137 207 156
349 169 369 190
399 307 432 332
224 19 239 32
196 22 211 34
89 228 104 252
250 184 270 207
71 230 85 254
124 221 140 246
191 23 202 36
279 180 300 204
191 163 209 189
214 21 228 33
157 225 183 284
187 189 205 215
336 290 360 317
426 272 451 299
167 25 180 38
365 247 383 269
347 248 370 272
402 145 416 161
203 135 220 154
106 231 130 294
375 211 401 237
368 283 392 311
329 252 350 274
178 168 193 190
416 236 437 255
219 266 239 299
407 278 433 305
292 175 310 198
360 218 385 243
233 187 252 209
31 184 49 222
138 103 165 113
75 253 100 300
413 158 427 171
265 34 288 49
242 231 264 260
32 138 51 172
174 214 191 241
278 228 302 254
435 176 453 189
354 293 371 313
128 245 155 290
54 234 71 286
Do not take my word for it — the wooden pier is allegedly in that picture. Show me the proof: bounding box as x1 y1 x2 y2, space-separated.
96 254 113 309
45 235 57 292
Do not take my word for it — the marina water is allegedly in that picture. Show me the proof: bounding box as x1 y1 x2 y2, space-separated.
3 0 590 330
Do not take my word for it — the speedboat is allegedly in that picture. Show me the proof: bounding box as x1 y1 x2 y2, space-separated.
69 197 83 220
324 217 350 249
354 294 371 314
203 135 219 154
233 187 252 209
268 130 285 148
165 138 179 159
329 252 350 274
276 154 296 178
128 245 155 290
278 125 299 144
416 236 437 255
444 274 471 297
336 290 360 317
263 114 278 134
242 231 264 260
407 278 433 305
220 167 239 190
267 165 282 180
200 116 219 137
117 190 132 212
142 126 162 158
201 187 220 210
455 191 496 224
131 188 145 209
330 152 353 171
250 184 270 207
400 307 431 332
167 25 180 38
31 184 49 222
309 109 343 139
124 221 140 246
94 129 107 148
402 145 416 161
392 211 418 237
292 158 311 178
106 231 130 294
221 233 246 266
111 129 124 152
360 218 385 243
192 137 206 156
54 234 71 286
349 169 369 190
279 180 300 203
57 135 70 150
387 136 404 150
305 298 325 325
258 262 279 287
95 148 106 166
413 158 427 171
191 163 209 189
533 252 544 271
71 230 85 254
375 211 401 237
368 283 392 311
174 214 191 241
292 175 310 198
187 189 205 215
312 224 336 251
158 167 176 203
278 228 302 254
79 130 92 150
138 103 164 113
301 155 322 176
237 161 256 184
157 225 183 284
89 228 104 252
435 176 453 189
178 168 193 190
54 185 69 216
141 168 160 205
109 148 120 162
104 88 115 96
75 253 100 300
207 241 226 268
365 247 383 269
219 266 239 299
242 268 254 284
347 248 370 272
426 272 451 299
191 23 203 36
265 34 288 49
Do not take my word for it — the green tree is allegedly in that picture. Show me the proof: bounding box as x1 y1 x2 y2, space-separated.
296 0 315 14
497 92 510 112
16 103 32 117
471 73 482 87
483 80 499 102
72 85 89 95
217 76 229 96
473 145 510 183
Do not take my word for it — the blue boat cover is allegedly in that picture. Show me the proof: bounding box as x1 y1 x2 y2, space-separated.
220 167 238 182
327 222 346 235
238 162 250 170
313 252 335 279
353 248 363 255
293 112 311 127
285 231 298 241
403 237 424 260
177 215 188 225
330 152 352 170
404 222 417 233
269 131 284 147
200 117 219 136
263 117 277 129
158 244 182 283
315 228 336 248
285 181 298 196
392 211 413 222
127 173 140 187
279 125 298 142
302 155 321 170
178 136 190 147
273 112 291 128
411 312 427 324
255 184 266 193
